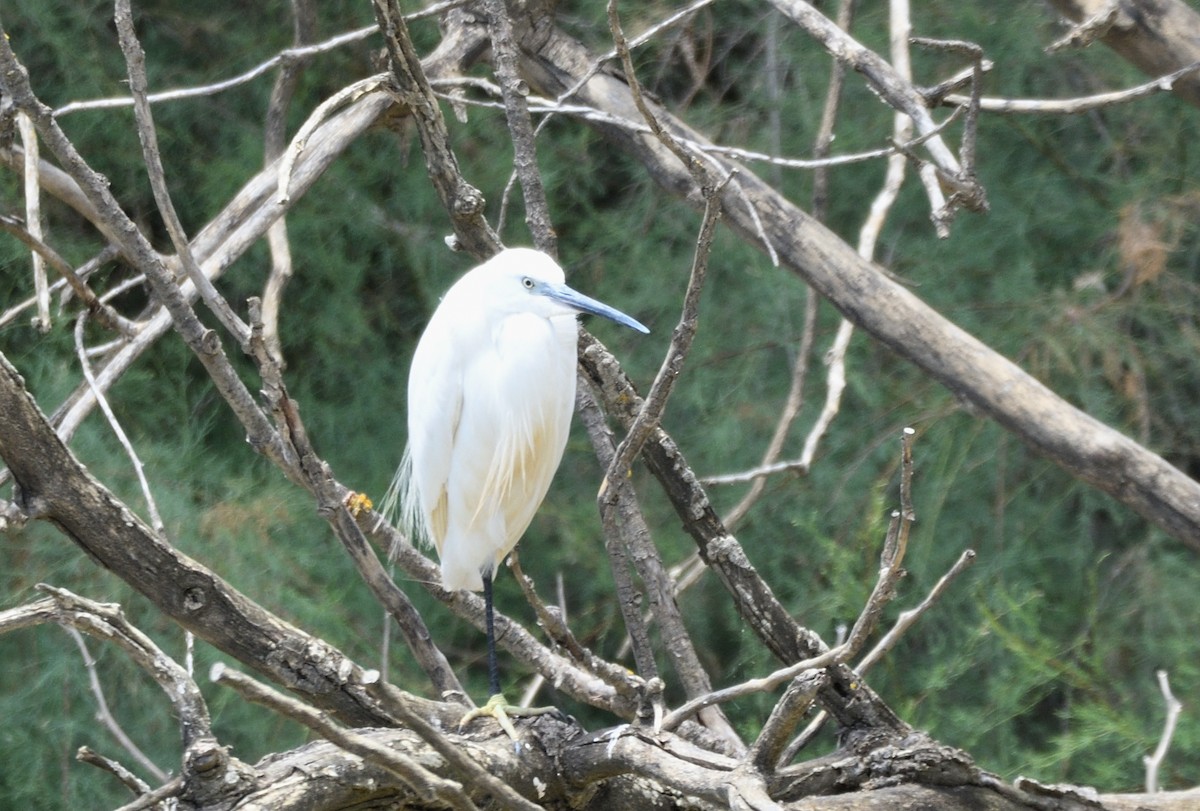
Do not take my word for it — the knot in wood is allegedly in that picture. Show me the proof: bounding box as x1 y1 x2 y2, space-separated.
704 534 740 563
199 328 221 355
452 184 485 217
183 586 207 613
186 738 226 776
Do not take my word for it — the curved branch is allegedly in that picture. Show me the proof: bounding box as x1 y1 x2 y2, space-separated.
1044 0 1200 110
524 24 1200 551
0 351 404 728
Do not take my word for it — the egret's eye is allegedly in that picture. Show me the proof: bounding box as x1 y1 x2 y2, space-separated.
521 277 535 290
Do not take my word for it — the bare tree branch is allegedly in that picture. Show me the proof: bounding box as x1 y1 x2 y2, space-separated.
0 216 136 336
114 0 252 346
522 22 1200 551
371 0 499 259
482 0 556 253
766 0 985 220
67 629 169 785
1144 669 1183 794
211 664 493 811
16 112 48 332
942 62 1200 114
74 313 164 533
0 351 405 728
1044 0 1200 110
260 0 317 365
0 586 212 750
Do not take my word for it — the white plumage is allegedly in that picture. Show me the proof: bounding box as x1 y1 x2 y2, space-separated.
391 247 648 592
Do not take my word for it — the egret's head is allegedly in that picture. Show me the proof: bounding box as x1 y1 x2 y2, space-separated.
470 248 650 334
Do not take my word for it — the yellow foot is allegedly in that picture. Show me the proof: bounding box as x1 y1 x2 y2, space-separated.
459 694 557 744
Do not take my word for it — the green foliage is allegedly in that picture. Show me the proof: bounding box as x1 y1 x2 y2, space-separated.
2 0 1199 805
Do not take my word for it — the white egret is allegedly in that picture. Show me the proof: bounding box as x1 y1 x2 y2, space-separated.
389 247 648 731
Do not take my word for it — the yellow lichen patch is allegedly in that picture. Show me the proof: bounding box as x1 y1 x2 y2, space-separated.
344 490 374 517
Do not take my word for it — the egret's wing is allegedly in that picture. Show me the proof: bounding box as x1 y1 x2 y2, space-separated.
469 314 574 556
399 315 463 556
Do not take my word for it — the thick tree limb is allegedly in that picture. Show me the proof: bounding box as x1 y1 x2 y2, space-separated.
522 23 1200 551
0 350 415 729
1044 0 1200 110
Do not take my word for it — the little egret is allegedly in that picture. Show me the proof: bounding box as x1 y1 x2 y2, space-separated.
389 247 648 732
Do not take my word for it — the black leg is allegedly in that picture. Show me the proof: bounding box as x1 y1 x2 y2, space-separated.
482 569 501 697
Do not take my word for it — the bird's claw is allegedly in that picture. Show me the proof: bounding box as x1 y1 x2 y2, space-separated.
459 694 556 748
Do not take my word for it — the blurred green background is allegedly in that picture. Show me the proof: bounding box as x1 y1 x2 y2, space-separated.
1 0 1198 807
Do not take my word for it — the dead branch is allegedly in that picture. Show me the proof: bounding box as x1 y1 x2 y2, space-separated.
1144 670 1183 794
941 62 1200 114
482 0 556 253
1044 0 1200 109
211 664 494 811
371 0 499 259
521 21 1200 551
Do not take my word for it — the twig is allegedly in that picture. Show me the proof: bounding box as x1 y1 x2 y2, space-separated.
211 664 487 811
0 216 137 336
1046 0 1124 52
54 25 378 117
509 551 641 700
864 0 916 259
482 0 556 254
261 0 317 365
1144 669 1183 793
579 134 739 750
502 0 717 230
439 79 967 172
17 111 49 332
0 586 213 749
114 0 251 346
108 776 185 811
607 0 714 188
69 630 168 783
277 75 386 205
785 479 924 760
747 670 827 773
798 318 854 468
75 312 164 533
595 182 729 668
810 0 856 220
659 646 844 733
943 62 1200 115
703 458 810 487
75 746 150 797
601 179 727 491
768 0 963 177
577 383 660 688
773 0 988 229
857 548 976 673
579 332 830 667
920 60 994 106
371 0 500 259
549 0 715 114
586 380 744 750
910 36 987 227
782 547 976 764
50 0 472 116
842 429 917 661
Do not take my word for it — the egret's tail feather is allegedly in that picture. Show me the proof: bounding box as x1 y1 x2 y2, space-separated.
380 447 428 561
